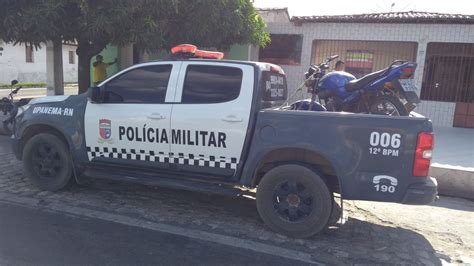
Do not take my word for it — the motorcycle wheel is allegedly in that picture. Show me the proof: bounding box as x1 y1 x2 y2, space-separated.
369 95 409 116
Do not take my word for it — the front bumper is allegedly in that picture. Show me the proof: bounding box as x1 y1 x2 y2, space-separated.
401 177 438 205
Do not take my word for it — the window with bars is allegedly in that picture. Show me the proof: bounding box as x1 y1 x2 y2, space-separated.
421 42 474 103
25 44 34 63
311 40 417 78
68 51 75 64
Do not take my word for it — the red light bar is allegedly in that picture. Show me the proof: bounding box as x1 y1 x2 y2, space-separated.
195 49 224 60
171 44 197 54
170 44 224 60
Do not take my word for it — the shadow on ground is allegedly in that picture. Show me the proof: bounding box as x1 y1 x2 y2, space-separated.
62 180 442 264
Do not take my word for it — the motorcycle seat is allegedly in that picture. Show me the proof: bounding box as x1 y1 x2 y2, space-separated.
345 68 387 92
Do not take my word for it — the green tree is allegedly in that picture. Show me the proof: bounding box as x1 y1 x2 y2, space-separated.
0 0 269 93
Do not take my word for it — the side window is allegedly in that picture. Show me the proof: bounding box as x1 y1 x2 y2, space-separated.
182 65 243 104
104 65 172 104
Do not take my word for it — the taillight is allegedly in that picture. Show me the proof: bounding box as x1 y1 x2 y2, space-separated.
413 132 434 177
401 67 415 77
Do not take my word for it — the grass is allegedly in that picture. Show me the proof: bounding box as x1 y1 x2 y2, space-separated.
0 82 47 89
0 82 77 89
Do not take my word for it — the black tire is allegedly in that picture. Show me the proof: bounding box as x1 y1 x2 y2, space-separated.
22 133 73 191
256 164 333 238
369 95 409 116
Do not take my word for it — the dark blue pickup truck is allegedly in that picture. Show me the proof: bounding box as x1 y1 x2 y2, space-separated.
11 57 437 238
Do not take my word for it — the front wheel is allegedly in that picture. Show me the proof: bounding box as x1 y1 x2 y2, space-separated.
256 164 333 238
23 133 73 191
369 95 409 116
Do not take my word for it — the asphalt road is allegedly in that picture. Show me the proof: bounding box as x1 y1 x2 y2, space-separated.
0 135 306 265
0 201 304 266
0 135 10 148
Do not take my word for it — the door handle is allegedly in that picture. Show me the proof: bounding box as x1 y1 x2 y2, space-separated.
222 115 243 122
147 113 166 120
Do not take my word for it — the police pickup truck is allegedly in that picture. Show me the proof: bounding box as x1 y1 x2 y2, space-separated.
11 45 437 238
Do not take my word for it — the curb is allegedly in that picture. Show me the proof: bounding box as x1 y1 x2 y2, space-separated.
430 166 474 200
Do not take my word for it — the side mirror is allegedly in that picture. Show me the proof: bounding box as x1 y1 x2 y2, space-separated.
11 80 18 86
87 86 103 103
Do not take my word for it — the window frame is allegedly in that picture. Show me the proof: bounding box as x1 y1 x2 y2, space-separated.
421 42 474 103
258 34 303 66
68 51 75 64
25 44 34 63
100 63 174 104
176 63 244 105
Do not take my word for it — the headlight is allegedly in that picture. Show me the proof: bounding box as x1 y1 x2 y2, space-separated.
16 104 30 117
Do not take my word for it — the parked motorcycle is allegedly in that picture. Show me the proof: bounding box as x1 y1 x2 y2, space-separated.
285 55 420 116
0 80 27 135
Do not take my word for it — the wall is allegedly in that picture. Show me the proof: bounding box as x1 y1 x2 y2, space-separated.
226 44 250 60
0 43 78 84
257 18 474 127
62 44 79 83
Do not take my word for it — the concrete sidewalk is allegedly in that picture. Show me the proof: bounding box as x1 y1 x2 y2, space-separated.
431 126 474 199
432 126 474 171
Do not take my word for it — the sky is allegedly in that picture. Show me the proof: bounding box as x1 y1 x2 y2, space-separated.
253 0 474 16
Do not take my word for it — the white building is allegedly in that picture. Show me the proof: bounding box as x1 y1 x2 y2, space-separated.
0 42 78 84
255 9 474 128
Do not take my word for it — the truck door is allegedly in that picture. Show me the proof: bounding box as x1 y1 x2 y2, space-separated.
169 62 255 177
84 62 181 169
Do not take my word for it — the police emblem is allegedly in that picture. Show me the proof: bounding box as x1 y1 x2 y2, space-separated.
98 119 113 144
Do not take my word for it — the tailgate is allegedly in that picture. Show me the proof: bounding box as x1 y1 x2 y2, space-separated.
331 114 435 203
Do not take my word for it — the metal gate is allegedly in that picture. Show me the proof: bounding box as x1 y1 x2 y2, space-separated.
311 40 418 78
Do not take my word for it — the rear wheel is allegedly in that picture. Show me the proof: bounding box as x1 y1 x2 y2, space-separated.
23 133 73 191
256 164 333 238
369 95 409 116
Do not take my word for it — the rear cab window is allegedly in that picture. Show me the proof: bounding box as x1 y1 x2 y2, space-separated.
260 70 288 109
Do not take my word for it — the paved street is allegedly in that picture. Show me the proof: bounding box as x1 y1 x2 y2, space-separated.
0 202 304 266
0 135 473 265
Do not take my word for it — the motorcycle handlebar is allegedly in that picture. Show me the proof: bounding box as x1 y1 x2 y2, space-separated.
13 86 22 94
327 55 339 62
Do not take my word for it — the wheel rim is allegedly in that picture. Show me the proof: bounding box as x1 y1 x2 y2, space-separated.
272 180 313 222
31 143 63 179
372 100 401 116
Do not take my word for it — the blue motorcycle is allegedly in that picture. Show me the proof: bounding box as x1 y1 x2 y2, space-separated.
287 55 420 116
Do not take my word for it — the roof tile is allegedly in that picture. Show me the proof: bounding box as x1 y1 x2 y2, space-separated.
291 11 474 24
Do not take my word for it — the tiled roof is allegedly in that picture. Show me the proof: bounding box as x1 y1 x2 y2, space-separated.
256 7 289 12
291 11 474 24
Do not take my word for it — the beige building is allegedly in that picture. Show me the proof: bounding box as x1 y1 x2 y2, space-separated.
254 9 474 128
